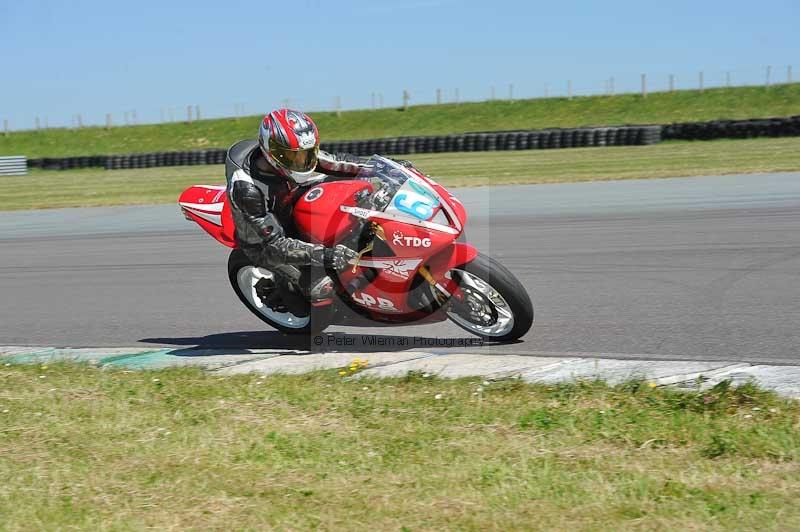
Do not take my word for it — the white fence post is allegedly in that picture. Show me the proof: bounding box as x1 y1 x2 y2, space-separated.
402 90 410 111
788 65 793 84
436 88 441 105
568 80 573 100
641 73 647 97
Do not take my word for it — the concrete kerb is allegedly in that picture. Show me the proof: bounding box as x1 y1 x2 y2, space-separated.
2 346 799 398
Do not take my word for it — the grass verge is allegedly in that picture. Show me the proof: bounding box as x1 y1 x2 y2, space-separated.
2 84 800 158
0 362 799 530
3 137 799 211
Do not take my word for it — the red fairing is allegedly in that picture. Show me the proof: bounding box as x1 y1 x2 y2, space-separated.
293 181 372 246
427 241 479 276
379 219 452 258
179 185 236 248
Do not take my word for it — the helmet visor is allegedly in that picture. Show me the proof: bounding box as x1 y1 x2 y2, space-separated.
269 138 318 173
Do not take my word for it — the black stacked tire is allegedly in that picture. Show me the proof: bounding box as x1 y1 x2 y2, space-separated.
397 137 412 155
420 137 434 154
527 132 540 149
464 135 477 152
515 132 529 150
560 129 574 149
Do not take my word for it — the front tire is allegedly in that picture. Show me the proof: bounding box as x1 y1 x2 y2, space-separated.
444 253 533 342
228 249 332 335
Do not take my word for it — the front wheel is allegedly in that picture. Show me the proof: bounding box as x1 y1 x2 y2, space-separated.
228 249 332 335
444 253 533 342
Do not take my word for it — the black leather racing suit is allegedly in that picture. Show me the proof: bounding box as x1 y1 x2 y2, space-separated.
225 139 368 273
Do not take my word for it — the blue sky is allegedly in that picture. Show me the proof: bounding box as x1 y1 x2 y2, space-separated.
1 0 798 129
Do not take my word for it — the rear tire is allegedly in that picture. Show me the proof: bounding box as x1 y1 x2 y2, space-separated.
445 253 533 342
228 249 332 335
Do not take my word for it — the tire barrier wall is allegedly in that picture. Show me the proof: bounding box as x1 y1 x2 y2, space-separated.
25 125 660 171
23 116 799 171
27 149 228 171
662 115 800 141
320 125 663 157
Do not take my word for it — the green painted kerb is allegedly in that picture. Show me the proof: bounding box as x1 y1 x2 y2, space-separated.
0 348 178 369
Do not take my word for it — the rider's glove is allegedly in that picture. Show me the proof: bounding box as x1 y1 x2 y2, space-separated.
390 158 414 168
324 245 359 271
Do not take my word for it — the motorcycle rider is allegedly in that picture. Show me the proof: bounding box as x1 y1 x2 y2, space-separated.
225 109 367 307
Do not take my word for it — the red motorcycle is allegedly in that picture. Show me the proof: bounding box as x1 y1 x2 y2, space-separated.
178 156 533 342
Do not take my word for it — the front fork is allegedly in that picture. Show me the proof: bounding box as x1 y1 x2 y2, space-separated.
418 265 454 304
421 241 480 304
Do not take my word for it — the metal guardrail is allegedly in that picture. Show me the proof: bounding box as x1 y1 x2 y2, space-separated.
0 156 27 176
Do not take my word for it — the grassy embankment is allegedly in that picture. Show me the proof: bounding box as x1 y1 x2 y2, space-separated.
0 362 798 529
1 84 800 158
3 136 799 210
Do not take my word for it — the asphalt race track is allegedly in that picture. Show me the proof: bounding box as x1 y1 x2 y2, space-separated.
1 173 799 365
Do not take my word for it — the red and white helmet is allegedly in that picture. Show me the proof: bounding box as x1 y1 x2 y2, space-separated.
258 109 320 183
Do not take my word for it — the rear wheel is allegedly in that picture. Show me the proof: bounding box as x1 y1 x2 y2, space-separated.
444 253 533 342
228 249 332 335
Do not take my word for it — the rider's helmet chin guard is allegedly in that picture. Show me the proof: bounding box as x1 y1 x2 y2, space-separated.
259 109 320 184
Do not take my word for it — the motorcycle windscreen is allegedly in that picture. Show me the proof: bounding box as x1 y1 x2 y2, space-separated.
383 176 443 222
355 155 460 232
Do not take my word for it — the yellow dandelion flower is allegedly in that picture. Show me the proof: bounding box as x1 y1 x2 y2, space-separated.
338 371 347 377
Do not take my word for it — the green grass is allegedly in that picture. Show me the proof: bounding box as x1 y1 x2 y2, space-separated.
2 84 800 158
3 137 799 211
1 362 799 530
